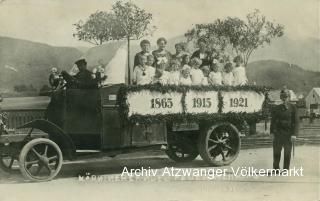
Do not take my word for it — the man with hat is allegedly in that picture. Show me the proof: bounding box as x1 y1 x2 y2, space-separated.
270 88 299 171
62 59 97 89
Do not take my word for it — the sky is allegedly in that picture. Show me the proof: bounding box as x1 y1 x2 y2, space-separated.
0 0 319 47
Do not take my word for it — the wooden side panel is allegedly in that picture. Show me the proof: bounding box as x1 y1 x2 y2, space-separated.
100 85 123 149
100 85 167 149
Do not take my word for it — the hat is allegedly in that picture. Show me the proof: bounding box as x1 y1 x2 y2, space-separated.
75 59 87 66
280 89 291 98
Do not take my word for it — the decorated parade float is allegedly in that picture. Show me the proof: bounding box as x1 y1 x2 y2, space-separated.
0 46 269 182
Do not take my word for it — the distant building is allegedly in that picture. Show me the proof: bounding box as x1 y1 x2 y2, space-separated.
305 88 320 114
268 89 298 105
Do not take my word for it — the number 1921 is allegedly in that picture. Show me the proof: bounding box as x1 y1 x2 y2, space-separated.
230 98 248 107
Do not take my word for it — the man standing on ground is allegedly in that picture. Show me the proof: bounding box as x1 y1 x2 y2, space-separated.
270 89 299 171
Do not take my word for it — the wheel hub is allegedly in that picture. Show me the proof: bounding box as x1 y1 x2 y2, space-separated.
39 156 49 165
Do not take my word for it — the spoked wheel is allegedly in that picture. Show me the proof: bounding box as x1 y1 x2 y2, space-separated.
0 154 19 172
19 138 63 182
198 122 240 166
165 143 199 162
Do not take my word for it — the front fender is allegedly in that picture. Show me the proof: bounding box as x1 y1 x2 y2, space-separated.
18 119 76 160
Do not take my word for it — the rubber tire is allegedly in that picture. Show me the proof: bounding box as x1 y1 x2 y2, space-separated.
19 138 63 182
198 122 240 166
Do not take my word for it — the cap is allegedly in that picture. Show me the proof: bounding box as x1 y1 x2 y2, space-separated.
75 59 87 66
280 89 291 98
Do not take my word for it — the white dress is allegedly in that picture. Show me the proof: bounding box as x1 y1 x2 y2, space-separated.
133 66 155 85
208 72 222 85
152 71 169 85
179 76 192 86
222 72 234 86
202 77 209 86
168 71 181 85
190 68 205 85
233 66 248 85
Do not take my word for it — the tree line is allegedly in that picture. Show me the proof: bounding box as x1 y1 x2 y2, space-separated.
73 1 284 71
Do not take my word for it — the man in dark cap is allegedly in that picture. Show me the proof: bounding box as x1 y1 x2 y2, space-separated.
61 59 97 89
270 88 299 171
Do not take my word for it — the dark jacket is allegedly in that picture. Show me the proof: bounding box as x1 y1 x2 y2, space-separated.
270 103 299 138
62 69 97 89
191 50 211 68
74 69 97 89
152 49 172 70
134 51 150 68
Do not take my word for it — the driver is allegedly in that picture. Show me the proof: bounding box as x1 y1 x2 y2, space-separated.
61 59 97 89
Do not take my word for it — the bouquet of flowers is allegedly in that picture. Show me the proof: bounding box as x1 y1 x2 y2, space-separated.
0 112 8 135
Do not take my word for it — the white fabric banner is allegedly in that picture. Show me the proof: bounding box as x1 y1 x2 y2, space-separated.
127 90 183 116
185 90 219 114
102 45 127 85
221 91 265 113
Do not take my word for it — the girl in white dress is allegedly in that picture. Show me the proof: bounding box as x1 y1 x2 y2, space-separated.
232 56 248 85
133 55 155 85
222 62 234 86
168 59 181 85
208 60 222 85
189 57 205 85
201 66 210 85
151 63 169 85
179 65 192 86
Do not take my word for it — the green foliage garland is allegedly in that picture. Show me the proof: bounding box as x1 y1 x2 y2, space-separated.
117 84 270 125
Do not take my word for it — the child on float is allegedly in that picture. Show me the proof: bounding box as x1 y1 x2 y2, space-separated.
168 59 181 85
208 59 222 85
146 54 156 76
222 62 235 86
132 55 155 85
201 66 210 86
179 65 192 86
181 54 191 68
189 57 205 85
146 54 155 67
232 55 248 85
49 67 61 89
151 63 169 85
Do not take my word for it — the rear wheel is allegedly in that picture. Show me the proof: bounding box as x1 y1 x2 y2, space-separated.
19 138 63 182
198 122 240 166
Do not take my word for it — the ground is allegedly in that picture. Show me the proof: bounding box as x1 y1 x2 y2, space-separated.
0 145 319 201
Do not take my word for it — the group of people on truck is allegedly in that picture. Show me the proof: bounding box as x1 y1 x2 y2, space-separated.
132 37 248 86
48 37 248 89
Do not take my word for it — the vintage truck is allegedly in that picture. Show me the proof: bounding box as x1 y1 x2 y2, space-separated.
0 83 268 181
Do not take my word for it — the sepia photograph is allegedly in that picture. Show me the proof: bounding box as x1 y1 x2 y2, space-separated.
0 0 319 201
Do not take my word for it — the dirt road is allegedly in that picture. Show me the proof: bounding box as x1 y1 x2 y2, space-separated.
0 145 319 201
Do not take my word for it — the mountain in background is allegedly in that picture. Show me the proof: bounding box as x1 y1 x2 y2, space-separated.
74 46 91 53
1 35 319 96
247 60 320 94
0 36 82 93
250 36 320 72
